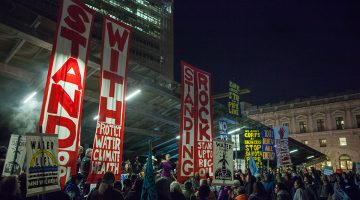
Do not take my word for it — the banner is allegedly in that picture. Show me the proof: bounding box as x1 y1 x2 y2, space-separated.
219 120 228 140
213 140 234 185
178 61 214 182
26 134 60 197
228 81 240 116
244 129 262 169
261 128 275 160
87 16 131 183
2 134 26 177
38 0 95 186
273 126 292 167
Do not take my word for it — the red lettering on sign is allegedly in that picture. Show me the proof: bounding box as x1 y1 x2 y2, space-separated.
107 22 129 51
45 115 76 149
52 57 83 90
102 71 124 97
99 97 122 125
47 84 80 118
64 5 89 33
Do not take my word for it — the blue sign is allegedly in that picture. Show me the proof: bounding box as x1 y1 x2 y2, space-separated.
261 128 275 160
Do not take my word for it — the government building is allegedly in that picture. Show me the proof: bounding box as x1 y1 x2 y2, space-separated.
242 92 360 171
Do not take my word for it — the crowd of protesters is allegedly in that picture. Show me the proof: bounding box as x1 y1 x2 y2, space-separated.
0 146 359 200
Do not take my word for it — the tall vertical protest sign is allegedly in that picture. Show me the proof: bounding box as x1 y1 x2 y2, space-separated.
26 134 60 197
261 128 275 161
244 129 263 169
178 61 214 182
38 0 95 186
273 126 292 167
2 135 26 177
87 16 131 183
228 81 240 116
213 140 233 185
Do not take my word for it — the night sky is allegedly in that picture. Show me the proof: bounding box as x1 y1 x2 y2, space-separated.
173 0 360 105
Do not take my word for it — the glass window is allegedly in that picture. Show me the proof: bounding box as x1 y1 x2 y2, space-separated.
319 139 327 147
302 140 308 145
299 121 307 133
335 117 345 130
356 115 360 128
339 155 352 170
232 135 240 151
339 137 347 146
316 119 325 132
283 123 289 127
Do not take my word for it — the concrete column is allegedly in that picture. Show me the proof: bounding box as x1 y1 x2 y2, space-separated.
291 113 297 134
308 112 314 132
326 109 333 131
345 109 353 129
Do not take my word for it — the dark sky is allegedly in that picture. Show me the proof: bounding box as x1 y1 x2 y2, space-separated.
173 0 360 105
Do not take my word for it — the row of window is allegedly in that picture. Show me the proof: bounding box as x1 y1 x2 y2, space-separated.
269 115 360 133
302 137 347 147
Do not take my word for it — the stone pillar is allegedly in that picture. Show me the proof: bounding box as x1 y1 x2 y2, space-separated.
291 113 297 134
308 112 314 132
345 109 353 129
326 109 333 131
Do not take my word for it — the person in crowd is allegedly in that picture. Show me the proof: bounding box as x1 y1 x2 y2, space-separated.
319 176 332 200
274 182 291 200
293 178 308 200
125 178 143 200
77 146 84 173
304 175 319 200
262 173 274 200
198 184 211 200
189 172 201 191
283 173 294 196
0 176 21 200
81 148 92 194
132 156 142 174
249 182 267 200
160 154 174 180
155 177 171 200
64 174 83 200
235 186 248 200
114 181 123 192
245 173 256 196
88 171 124 200
217 186 231 200
183 181 196 200
86 178 102 200
170 181 186 200
208 177 217 197
332 181 350 200
122 179 132 197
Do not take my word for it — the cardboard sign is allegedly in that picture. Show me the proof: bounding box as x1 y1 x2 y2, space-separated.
38 0 95 186
2 134 27 177
273 126 292 167
26 134 60 197
213 140 234 185
244 129 263 169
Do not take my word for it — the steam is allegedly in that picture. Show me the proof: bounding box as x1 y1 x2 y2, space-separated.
9 99 41 135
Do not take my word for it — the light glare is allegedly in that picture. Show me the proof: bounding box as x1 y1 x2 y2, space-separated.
23 92 37 104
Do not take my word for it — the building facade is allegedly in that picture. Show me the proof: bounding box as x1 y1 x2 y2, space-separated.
243 92 360 171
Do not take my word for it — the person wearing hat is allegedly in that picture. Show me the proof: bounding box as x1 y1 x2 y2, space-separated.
87 171 124 200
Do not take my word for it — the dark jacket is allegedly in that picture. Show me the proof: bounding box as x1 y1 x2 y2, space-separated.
81 155 91 180
88 187 124 200
276 190 291 200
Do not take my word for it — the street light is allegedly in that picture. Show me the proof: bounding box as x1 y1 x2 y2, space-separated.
23 91 37 103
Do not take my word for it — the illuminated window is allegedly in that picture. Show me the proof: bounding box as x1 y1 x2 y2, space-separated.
339 137 347 146
319 139 327 147
299 121 307 133
231 135 240 151
302 140 308 145
335 117 345 130
339 154 352 170
316 119 325 132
